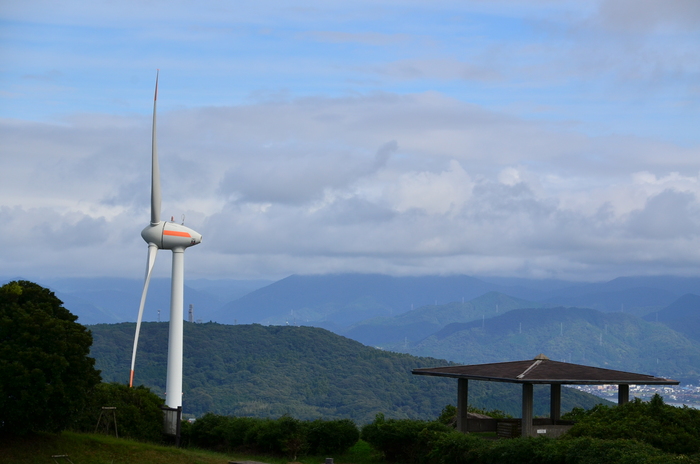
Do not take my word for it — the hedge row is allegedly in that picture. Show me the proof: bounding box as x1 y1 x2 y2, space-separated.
566 394 700 454
181 413 359 459
360 396 700 464
360 414 700 464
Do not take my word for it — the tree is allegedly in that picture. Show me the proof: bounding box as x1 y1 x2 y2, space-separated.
73 383 164 442
565 394 700 455
0 281 101 434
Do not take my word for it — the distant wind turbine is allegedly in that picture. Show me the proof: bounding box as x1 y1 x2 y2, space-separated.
128 71 203 417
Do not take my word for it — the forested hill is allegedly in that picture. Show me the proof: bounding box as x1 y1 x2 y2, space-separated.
343 291 539 347
405 307 700 383
89 322 605 423
644 293 700 344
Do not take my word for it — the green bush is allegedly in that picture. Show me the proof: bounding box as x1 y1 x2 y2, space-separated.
436 405 457 425
306 418 359 455
563 437 667 464
565 394 700 455
477 437 567 464
427 430 492 464
436 403 512 427
71 382 163 442
246 415 307 459
360 407 694 464
427 435 674 464
185 414 359 460
186 413 261 452
361 413 452 463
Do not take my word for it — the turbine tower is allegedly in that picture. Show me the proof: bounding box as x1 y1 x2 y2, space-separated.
129 71 202 415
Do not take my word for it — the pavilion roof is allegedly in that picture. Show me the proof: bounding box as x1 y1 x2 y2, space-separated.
412 354 679 385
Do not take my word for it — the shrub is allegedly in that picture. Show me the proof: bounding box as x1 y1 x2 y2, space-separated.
185 414 360 459
426 435 671 464
564 437 666 464
437 403 512 428
306 418 359 455
427 430 492 464
565 394 700 455
480 437 566 464
246 415 307 459
71 383 163 442
361 413 452 463
437 405 458 425
187 413 260 452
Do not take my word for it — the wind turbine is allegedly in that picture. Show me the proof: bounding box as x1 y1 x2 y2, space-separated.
129 71 202 416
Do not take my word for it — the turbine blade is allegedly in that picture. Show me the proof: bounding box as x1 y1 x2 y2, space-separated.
151 70 162 225
129 244 158 387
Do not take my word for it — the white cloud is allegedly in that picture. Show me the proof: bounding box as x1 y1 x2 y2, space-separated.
385 160 473 215
2 90 700 280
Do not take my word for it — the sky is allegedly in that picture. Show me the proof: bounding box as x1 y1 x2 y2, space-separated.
1 0 699 282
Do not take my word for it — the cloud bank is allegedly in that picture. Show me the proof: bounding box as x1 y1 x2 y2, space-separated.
1 0 699 281
2 92 699 281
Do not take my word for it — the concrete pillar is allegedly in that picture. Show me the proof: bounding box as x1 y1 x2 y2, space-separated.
522 383 533 437
457 378 469 433
618 384 629 405
550 384 561 423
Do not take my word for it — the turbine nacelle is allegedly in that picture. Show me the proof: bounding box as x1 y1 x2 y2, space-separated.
141 221 203 250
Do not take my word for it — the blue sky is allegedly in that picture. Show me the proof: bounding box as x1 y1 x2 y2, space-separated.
1 0 699 282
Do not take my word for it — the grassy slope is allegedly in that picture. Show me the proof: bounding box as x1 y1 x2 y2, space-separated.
2 432 234 464
1 431 382 464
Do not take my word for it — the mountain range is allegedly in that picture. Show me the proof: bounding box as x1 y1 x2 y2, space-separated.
7 273 700 327
0 276 271 325
401 306 700 383
4 273 700 382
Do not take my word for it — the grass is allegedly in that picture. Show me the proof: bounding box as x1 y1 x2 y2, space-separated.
0 431 385 464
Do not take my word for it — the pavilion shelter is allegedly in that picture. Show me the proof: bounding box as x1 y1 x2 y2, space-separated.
413 354 679 438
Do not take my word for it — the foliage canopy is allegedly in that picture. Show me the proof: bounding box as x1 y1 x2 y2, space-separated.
565 393 700 455
0 281 101 434
182 413 360 460
72 382 164 442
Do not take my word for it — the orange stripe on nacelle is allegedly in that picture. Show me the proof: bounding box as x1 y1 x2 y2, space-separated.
163 230 192 238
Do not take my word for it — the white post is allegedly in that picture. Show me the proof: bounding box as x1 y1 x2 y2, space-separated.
166 248 185 408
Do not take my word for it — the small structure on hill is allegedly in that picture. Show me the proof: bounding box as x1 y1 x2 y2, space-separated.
413 354 679 438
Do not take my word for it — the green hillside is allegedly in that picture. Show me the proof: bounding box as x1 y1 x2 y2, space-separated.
404 307 700 382
343 291 541 347
89 322 605 422
645 293 700 344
